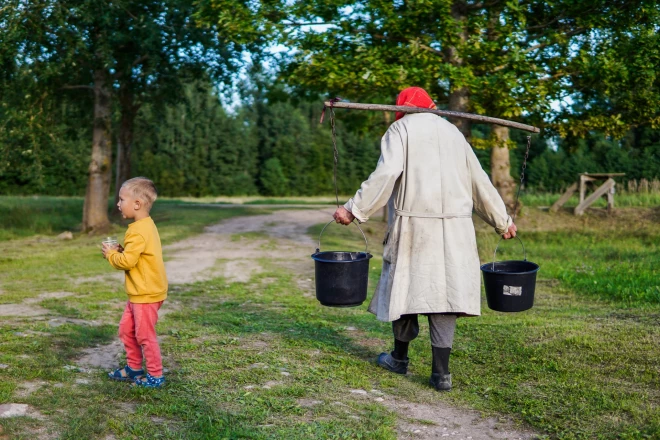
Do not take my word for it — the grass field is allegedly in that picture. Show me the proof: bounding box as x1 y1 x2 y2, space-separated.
520 192 660 208
0 196 658 439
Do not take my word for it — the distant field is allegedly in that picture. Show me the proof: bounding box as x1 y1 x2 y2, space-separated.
0 196 257 242
171 195 342 205
1 192 658 241
520 191 660 208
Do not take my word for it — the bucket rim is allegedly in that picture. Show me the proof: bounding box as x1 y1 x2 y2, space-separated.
311 250 373 263
480 259 540 275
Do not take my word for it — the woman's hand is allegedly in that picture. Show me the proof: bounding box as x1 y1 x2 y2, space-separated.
333 207 355 225
502 223 517 240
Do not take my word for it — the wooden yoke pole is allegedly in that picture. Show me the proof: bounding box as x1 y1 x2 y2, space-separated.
324 101 541 134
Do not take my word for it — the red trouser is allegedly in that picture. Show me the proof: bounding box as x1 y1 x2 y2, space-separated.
118 301 163 377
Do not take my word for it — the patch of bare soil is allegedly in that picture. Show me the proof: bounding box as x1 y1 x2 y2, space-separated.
46 317 104 328
0 304 50 317
76 340 123 370
15 381 47 398
24 291 75 304
163 208 334 285
384 396 536 439
297 398 322 408
74 272 123 285
0 291 76 318
0 403 45 421
156 300 183 319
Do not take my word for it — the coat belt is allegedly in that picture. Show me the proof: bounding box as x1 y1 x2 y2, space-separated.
395 209 472 219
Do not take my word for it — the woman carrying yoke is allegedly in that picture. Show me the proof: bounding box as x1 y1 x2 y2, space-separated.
333 87 517 391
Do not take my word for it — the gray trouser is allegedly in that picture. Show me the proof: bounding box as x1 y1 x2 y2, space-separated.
392 314 457 348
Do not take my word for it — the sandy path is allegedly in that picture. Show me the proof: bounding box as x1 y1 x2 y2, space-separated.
163 208 335 284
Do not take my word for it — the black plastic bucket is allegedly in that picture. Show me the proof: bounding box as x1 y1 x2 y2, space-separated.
311 220 373 307
480 236 539 312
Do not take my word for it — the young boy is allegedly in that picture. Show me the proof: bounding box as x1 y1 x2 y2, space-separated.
102 177 168 388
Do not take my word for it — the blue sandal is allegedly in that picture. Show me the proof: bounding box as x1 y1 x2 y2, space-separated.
133 373 165 388
108 365 144 382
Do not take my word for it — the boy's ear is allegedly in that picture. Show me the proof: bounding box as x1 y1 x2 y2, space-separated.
134 199 142 211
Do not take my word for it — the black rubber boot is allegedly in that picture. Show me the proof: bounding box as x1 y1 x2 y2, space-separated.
392 339 409 361
377 340 410 374
429 347 452 391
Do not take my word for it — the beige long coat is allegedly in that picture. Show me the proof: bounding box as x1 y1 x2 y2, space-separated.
344 113 511 322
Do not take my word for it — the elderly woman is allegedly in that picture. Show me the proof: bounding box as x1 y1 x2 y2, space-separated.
333 87 517 391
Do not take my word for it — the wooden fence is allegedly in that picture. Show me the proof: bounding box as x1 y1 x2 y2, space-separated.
625 179 660 193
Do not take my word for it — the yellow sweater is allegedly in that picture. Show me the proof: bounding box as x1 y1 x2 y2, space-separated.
106 217 168 304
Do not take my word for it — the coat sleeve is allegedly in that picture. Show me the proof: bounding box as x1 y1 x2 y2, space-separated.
464 141 512 235
106 230 146 270
344 125 405 223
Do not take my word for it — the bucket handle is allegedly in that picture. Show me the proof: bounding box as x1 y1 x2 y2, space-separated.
316 219 369 254
492 235 526 271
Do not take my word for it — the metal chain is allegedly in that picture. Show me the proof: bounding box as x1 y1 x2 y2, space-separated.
330 104 340 209
512 135 532 223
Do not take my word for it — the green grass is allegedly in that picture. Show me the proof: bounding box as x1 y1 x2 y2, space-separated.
0 196 85 241
0 192 655 242
0 196 256 242
0 198 658 438
244 199 338 205
520 192 660 208
478 208 660 306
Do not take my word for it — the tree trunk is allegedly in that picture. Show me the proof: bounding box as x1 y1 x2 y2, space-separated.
448 87 471 140
113 88 138 212
82 70 112 232
483 3 516 213
490 125 516 211
445 1 471 141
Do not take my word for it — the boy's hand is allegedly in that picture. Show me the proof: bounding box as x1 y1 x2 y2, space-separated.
101 243 119 259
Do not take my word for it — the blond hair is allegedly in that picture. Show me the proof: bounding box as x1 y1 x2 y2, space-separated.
121 177 158 209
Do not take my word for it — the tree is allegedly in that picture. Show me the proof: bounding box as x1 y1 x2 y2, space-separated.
279 0 658 207
246 71 384 196
546 6 660 139
133 80 260 196
260 158 289 196
278 1 546 206
109 0 262 209
1 0 261 231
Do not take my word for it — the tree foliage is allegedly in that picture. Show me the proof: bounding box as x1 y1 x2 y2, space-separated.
1 0 268 230
133 81 260 197
552 10 660 137
128 80 382 198
281 1 555 118
2 0 660 203
279 1 659 127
